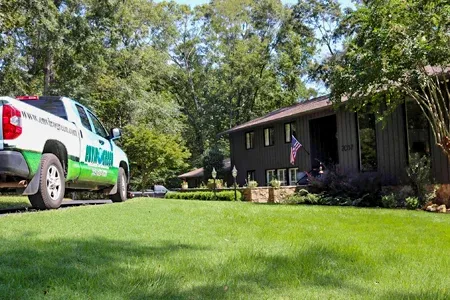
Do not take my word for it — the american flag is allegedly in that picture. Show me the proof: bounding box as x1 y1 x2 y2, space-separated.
290 135 302 165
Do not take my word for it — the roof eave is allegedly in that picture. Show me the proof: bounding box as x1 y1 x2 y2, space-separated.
219 104 332 136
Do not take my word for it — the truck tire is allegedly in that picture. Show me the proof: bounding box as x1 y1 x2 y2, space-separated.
110 167 127 202
28 154 65 209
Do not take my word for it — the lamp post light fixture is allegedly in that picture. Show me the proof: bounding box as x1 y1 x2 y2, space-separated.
212 167 217 200
232 165 238 201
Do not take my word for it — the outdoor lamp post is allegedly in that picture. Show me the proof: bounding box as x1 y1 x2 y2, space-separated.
232 166 238 201
212 167 217 200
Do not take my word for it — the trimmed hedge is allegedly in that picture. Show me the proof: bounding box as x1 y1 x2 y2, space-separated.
165 190 242 201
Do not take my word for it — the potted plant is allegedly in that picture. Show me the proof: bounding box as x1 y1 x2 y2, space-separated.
270 179 281 189
181 180 188 189
247 180 258 188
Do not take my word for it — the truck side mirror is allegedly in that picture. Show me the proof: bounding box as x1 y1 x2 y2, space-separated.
110 128 121 140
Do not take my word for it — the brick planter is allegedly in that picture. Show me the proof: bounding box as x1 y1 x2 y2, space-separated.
243 187 271 203
243 186 297 203
269 187 297 203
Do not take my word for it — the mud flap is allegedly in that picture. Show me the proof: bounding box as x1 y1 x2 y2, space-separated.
108 182 118 195
23 162 41 196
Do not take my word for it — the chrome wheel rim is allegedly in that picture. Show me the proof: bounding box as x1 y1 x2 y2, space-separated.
46 165 62 201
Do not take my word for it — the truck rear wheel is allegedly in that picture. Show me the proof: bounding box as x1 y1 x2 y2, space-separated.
28 154 65 209
110 167 127 202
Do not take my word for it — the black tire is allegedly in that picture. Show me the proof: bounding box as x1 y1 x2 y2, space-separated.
110 167 127 202
28 153 65 209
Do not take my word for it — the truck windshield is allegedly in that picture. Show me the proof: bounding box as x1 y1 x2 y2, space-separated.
19 97 68 120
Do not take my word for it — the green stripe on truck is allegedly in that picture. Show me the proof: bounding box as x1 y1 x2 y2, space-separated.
21 150 117 184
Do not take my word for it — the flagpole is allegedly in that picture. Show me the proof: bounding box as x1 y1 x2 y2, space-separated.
303 147 310 156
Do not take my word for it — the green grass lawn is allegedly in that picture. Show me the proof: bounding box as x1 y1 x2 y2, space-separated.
0 198 449 299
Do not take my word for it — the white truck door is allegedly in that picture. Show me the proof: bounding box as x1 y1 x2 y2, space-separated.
84 109 117 186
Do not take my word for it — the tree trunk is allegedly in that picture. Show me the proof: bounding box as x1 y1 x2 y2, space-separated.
43 50 54 95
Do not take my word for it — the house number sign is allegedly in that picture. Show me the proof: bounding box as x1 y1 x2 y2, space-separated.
341 144 354 151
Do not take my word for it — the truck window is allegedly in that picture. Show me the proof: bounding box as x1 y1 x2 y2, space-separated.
87 110 109 139
76 104 92 131
21 98 68 120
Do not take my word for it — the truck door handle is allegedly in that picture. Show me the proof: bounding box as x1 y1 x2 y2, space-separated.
99 140 105 145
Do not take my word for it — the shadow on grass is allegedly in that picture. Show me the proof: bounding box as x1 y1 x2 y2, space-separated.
0 236 447 299
0 202 30 210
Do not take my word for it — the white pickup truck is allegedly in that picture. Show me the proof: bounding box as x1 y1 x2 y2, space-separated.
0 95 129 209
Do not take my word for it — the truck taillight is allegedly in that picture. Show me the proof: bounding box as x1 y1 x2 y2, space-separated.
2 104 22 139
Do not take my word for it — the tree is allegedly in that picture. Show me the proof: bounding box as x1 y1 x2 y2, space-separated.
120 125 191 191
165 0 317 162
202 146 225 182
326 0 450 156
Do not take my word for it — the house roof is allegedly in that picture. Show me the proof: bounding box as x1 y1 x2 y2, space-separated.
178 158 231 179
221 95 331 135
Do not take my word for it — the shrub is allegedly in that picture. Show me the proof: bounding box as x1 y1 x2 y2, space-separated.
381 193 397 208
247 180 258 188
405 196 420 210
308 169 381 207
270 179 281 188
207 179 223 189
406 153 432 205
165 190 242 201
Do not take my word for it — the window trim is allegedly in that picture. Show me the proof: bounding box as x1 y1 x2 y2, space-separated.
245 131 255 150
284 121 297 143
288 167 298 185
86 109 109 139
265 169 276 185
263 127 274 147
277 169 287 186
405 100 432 163
246 170 256 182
75 104 93 132
357 112 378 172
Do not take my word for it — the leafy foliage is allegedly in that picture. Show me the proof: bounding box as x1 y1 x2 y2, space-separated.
381 194 397 209
326 0 450 157
405 196 420 210
0 0 319 183
308 169 382 207
165 190 242 201
120 125 190 191
202 146 225 182
406 153 432 204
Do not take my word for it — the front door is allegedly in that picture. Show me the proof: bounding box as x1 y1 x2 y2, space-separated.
309 114 339 169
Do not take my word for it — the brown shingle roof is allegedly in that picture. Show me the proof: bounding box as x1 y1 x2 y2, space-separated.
221 95 331 135
178 158 231 178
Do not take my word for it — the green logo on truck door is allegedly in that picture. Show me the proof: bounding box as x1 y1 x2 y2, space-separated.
85 145 113 167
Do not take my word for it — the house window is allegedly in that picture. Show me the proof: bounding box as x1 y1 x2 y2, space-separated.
289 168 298 185
266 169 275 185
406 101 430 158
264 127 274 146
247 170 256 182
277 169 287 186
245 131 254 149
358 113 377 172
285 122 297 143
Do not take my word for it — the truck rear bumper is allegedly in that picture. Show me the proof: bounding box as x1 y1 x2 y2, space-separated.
0 151 30 178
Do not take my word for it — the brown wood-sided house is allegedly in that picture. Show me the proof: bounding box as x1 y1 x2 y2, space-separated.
221 95 450 187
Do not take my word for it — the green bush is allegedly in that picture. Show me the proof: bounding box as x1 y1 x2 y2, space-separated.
405 196 420 210
270 179 281 188
165 190 242 201
308 167 381 207
406 153 432 205
247 180 258 188
381 193 397 208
